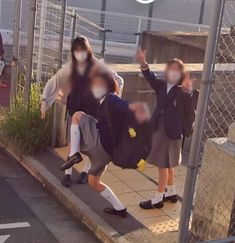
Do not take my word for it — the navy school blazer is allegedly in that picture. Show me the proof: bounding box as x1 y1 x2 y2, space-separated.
142 67 199 140
97 93 130 156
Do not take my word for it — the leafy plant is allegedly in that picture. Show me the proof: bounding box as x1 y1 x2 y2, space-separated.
0 83 52 154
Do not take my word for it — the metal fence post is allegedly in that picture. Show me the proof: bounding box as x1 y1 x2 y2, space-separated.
147 1 154 31
52 0 67 147
100 0 106 28
11 0 22 101
71 12 77 42
57 0 66 70
101 29 106 59
36 0 47 82
24 0 37 104
178 1 225 242
101 28 111 59
199 0 206 25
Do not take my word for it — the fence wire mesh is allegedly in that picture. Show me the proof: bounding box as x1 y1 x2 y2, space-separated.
186 0 235 242
3 0 235 241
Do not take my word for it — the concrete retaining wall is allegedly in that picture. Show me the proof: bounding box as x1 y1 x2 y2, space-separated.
190 123 235 241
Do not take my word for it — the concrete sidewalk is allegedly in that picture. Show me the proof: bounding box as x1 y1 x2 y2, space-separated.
55 146 187 237
2 141 184 242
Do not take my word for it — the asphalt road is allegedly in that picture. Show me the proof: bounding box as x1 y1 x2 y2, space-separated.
0 147 100 243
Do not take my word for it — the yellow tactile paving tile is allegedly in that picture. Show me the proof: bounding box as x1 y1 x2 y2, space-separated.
142 216 178 234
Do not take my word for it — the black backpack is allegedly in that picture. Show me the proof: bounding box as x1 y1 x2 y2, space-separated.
104 97 152 170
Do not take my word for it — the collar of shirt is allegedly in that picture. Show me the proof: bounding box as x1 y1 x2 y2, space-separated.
167 83 175 94
99 96 106 105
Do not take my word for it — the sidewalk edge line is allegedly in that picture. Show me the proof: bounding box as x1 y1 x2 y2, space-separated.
0 143 129 243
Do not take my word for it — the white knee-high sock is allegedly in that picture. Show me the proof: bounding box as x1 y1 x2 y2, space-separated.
82 161 91 174
65 168 72 175
69 124 80 157
100 187 125 211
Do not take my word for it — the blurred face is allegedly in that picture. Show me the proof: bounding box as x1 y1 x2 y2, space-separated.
91 77 108 99
165 63 182 84
73 46 88 63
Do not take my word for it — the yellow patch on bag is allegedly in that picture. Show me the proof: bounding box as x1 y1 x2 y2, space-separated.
137 159 146 171
128 127 137 138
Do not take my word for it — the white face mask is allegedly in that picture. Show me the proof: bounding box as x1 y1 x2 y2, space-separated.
91 86 107 99
74 51 88 63
167 70 181 84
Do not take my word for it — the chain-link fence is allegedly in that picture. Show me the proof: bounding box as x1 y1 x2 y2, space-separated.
2 0 215 67
70 6 211 64
7 0 235 241
178 0 235 242
33 0 106 83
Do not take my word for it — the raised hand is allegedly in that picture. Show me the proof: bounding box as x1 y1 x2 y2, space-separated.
182 71 195 94
136 48 147 67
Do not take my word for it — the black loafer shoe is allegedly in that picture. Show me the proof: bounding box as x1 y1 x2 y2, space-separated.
60 152 83 171
61 174 72 188
77 172 88 184
104 207 127 218
139 199 164 209
164 194 178 203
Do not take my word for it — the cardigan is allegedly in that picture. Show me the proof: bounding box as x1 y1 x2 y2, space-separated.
42 58 124 110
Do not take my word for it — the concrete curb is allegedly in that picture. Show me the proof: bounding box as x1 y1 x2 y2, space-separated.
1 143 129 243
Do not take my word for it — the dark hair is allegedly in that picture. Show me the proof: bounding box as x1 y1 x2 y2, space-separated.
92 72 119 94
70 36 93 86
166 58 185 84
71 36 93 62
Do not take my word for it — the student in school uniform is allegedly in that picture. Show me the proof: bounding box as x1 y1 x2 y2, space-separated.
41 36 124 187
60 72 149 217
136 49 199 209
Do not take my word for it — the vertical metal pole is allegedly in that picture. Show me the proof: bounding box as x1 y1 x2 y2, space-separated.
100 0 106 28
199 0 206 25
11 0 22 100
71 13 77 42
57 0 66 70
101 29 106 59
52 0 67 147
136 16 142 47
178 1 225 242
147 2 154 31
24 0 37 104
0 1 2 26
36 0 47 82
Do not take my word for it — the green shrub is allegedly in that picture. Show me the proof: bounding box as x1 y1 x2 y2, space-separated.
0 83 52 154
